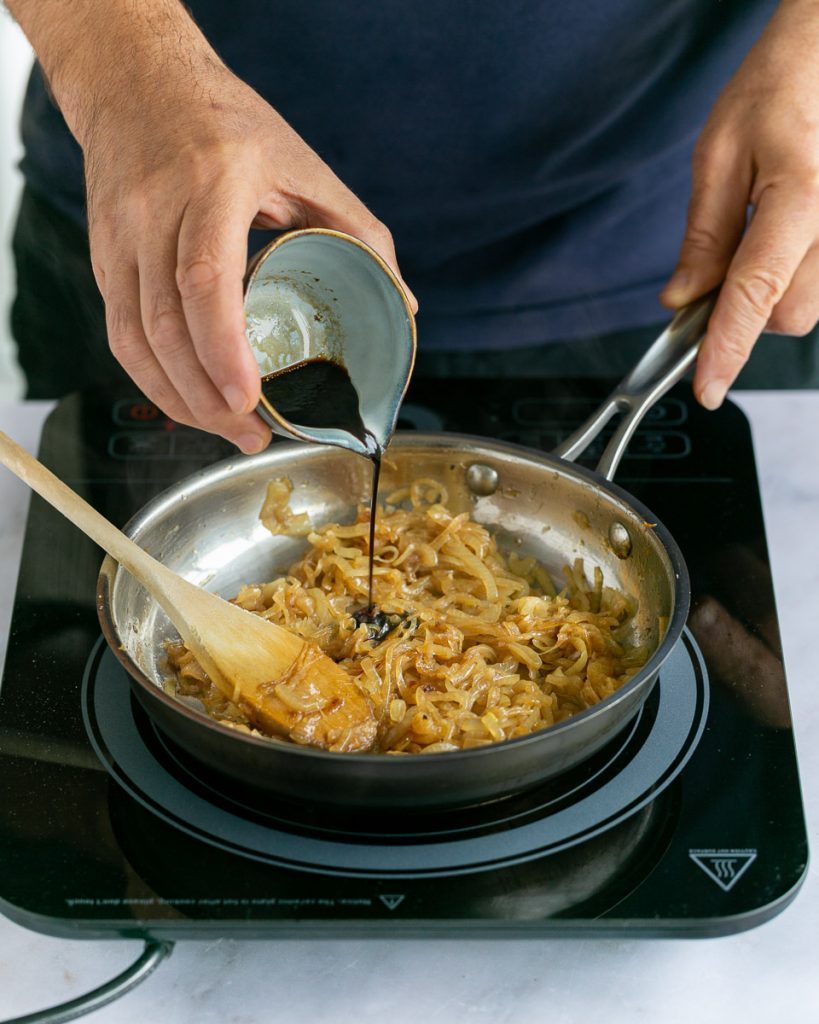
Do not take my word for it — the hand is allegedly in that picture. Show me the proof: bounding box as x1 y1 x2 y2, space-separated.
15 1 415 453
661 0 819 409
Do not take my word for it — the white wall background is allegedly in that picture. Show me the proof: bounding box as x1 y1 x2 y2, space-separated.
0 11 33 400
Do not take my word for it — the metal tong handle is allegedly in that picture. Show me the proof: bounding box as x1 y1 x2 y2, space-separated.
552 291 717 481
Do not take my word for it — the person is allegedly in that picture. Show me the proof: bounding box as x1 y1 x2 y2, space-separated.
7 0 819 453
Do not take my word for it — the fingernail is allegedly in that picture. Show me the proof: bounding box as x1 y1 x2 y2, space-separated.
699 380 727 411
222 385 251 415
237 433 267 455
661 269 691 303
400 280 419 314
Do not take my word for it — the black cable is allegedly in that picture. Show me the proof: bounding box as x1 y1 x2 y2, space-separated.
1 940 174 1024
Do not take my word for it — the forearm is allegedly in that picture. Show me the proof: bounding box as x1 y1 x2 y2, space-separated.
4 0 221 146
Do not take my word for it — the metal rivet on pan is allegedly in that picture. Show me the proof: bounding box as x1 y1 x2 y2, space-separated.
609 521 632 559
465 463 499 496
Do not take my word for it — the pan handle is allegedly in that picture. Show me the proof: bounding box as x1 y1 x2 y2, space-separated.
552 290 718 480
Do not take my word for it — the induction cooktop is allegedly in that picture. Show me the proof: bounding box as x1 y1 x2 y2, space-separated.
0 381 808 940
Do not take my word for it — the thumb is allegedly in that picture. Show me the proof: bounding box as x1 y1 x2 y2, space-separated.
330 220 418 316
661 142 749 308
269 172 419 314
345 219 419 316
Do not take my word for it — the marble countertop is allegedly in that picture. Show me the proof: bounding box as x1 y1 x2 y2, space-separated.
0 395 817 1024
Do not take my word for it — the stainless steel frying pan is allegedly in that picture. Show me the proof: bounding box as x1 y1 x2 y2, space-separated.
97 295 715 811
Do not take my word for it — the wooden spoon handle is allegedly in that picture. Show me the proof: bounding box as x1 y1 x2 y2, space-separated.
0 430 377 751
0 429 172 588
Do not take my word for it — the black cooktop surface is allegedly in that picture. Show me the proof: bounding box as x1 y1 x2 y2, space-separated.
0 382 808 938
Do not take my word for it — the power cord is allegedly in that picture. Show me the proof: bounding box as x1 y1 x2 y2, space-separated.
1 940 174 1024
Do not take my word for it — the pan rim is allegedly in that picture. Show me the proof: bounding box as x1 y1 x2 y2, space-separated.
97 431 690 765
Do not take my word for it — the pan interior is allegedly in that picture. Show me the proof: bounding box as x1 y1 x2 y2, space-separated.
105 435 679 735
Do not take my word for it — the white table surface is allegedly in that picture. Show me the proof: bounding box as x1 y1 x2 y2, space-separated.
0 394 817 1024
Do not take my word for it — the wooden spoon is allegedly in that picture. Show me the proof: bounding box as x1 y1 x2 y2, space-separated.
0 429 377 753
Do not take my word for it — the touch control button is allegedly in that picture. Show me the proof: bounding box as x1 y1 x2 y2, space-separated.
112 398 162 426
108 432 173 460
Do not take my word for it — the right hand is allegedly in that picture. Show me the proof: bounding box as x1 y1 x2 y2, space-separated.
80 44 415 453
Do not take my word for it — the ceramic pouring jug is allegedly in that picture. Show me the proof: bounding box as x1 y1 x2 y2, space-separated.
243 229 417 457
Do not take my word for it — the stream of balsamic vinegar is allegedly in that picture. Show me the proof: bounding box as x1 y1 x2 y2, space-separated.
261 359 384 631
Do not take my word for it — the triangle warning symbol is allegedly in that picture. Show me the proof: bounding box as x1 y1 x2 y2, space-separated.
379 894 405 911
689 849 757 891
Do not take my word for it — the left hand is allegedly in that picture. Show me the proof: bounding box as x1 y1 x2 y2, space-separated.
661 0 819 409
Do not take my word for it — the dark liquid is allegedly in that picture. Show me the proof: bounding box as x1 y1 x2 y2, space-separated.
351 606 391 644
262 359 367 434
365 453 381 614
261 358 382 620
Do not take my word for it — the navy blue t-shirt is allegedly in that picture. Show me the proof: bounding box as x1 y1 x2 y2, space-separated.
19 1 777 349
